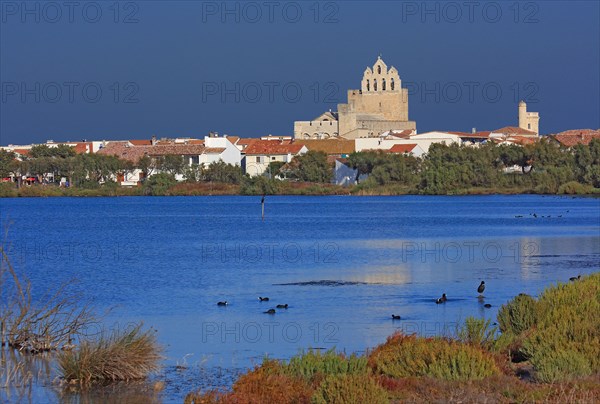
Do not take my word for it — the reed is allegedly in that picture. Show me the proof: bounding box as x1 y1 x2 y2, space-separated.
58 324 162 386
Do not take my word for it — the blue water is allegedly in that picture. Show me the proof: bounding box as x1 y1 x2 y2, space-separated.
1 195 599 401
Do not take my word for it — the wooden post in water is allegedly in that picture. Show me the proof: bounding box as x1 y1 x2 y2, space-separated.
261 194 265 221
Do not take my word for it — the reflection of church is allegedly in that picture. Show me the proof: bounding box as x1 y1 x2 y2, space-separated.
294 56 416 140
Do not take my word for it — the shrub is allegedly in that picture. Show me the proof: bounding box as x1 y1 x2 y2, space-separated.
520 274 600 381
529 349 592 383
557 181 593 195
142 173 177 196
312 374 389 404
58 324 162 386
456 317 497 350
0 182 18 197
368 333 501 381
497 293 537 336
282 349 368 381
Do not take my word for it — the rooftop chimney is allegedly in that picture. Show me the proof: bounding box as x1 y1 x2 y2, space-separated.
151 135 157 146
472 128 476 134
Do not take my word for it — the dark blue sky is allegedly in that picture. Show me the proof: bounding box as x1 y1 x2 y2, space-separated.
1 1 599 145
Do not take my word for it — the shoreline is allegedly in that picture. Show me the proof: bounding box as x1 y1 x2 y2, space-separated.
1 182 599 198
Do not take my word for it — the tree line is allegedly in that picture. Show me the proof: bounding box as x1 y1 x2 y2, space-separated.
1 138 599 195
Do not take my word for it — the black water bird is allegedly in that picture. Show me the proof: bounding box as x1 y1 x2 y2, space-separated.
569 275 581 281
515 215 523 218
435 294 447 304
392 315 401 320
217 301 228 306
259 297 269 301
533 213 538 218
484 303 492 308
264 309 276 314
276 304 288 309
477 281 486 295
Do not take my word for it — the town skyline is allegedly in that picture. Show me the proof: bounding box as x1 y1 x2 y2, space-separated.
1 1 599 145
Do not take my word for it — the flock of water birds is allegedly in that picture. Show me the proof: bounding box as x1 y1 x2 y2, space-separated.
215 275 583 321
216 296 289 315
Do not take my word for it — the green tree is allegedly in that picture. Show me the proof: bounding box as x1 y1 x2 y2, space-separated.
291 151 332 183
0 150 17 178
142 172 177 195
201 161 244 184
157 155 185 176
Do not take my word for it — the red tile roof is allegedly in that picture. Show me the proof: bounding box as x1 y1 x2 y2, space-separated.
295 139 355 155
551 129 600 147
244 140 305 155
493 126 537 136
97 142 150 163
13 148 30 156
203 147 226 154
507 136 537 145
147 144 207 156
389 144 418 153
98 142 206 162
387 130 414 139
72 142 93 153
129 139 153 146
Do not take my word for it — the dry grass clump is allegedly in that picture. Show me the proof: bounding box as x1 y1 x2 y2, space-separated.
368 333 501 381
58 324 162 386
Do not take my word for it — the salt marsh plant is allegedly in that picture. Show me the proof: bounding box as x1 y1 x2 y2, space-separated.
58 323 162 386
521 273 600 382
368 333 501 381
282 349 368 381
312 374 389 404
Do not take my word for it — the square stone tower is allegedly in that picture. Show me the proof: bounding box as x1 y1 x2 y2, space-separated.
518 101 540 135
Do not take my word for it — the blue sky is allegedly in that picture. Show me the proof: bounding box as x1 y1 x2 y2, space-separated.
1 0 599 145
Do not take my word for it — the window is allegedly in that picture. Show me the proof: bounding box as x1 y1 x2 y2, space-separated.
377 65 381 74
256 157 261 163
271 156 276 161
191 156 199 165
382 78 386 91
366 80 370 91
528 124 531 129
374 79 377 91
391 78 395 90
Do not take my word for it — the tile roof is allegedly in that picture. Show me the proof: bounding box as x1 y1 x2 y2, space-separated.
244 140 305 155
72 142 93 153
147 144 206 156
237 138 259 145
492 126 537 136
449 131 491 139
389 144 418 153
551 129 600 147
129 139 153 146
203 147 226 154
506 136 537 145
97 142 150 163
98 142 206 162
295 139 355 155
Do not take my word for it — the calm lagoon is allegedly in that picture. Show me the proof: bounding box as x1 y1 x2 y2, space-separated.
1 195 599 402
